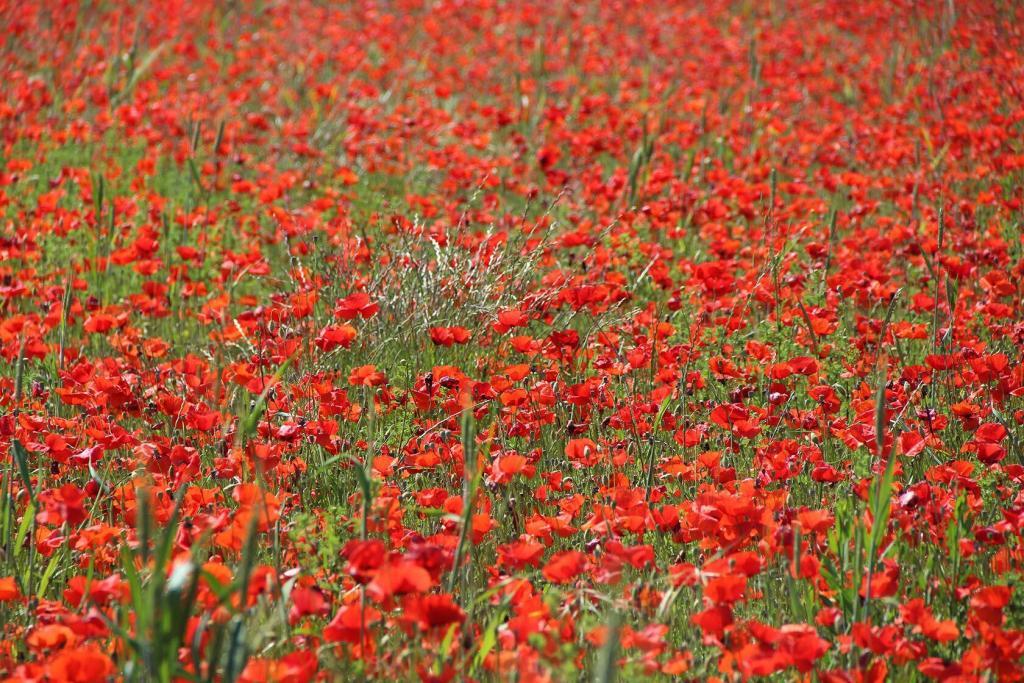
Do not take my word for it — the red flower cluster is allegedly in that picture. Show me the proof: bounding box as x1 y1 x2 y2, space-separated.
1 0 1023 680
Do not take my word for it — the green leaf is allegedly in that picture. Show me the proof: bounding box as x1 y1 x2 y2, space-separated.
122 42 168 96
11 440 35 505
595 611 623 683
35 551 62 598
13 501 34 558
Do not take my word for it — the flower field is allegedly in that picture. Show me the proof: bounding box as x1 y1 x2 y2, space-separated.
2 0 1024 680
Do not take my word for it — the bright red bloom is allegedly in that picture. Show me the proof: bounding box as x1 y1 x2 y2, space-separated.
542 551 587 584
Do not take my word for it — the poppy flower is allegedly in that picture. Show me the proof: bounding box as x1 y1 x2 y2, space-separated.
542 551 588 584
239 651 318 683
324 604 382 644
315 324 358 351
348 364 387 387
400 593 465 631
0 576 20 601
428 326 471 346
334 292 379 320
